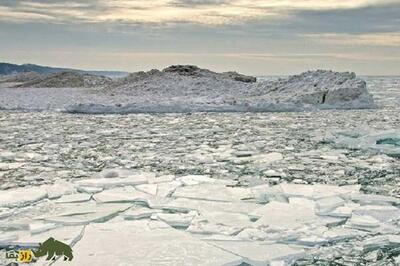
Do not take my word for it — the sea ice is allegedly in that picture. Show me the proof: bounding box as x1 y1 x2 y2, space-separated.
95 168 156 179
252 152 284 164
236 228 269 241
156 180 182 197
13 225 84 248
164 197 260 215
208 241 305 265
253 201 317 230
353 205 400 222
29 222 59 234
135 184 158 195
121 207 161 220
0 208 13 219
45 180 76 199
53 221 243 266
0 187 47 208
351 193 400 205
92 186 149 204
75 177 148 189
315 196 345 214
279 183 314 198
347 214 381 229
173 183 253 202
187 219 242 236
53 193 92 204
43 202 132 218
0 233 18 246
177 175 235 186
200 211 253 228
44 211 121 225
76 186 103 194
319 206 353 218
156 212 197 228
363 234 400 251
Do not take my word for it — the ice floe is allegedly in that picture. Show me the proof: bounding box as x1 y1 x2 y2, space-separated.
0 187 47 208
53 221 243 266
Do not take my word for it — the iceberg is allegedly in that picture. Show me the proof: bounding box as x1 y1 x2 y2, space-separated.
0 66 376 113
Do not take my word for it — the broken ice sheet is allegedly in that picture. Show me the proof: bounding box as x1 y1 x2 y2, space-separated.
351 193 400 206
200 211 253 228
318 205 353 218
176 175 236 186
346 214 381 230
53 220 242 266
252 152 284 164
0 187 47 208
13 225 84 248
236 228 269 241
0 220 31 231
29 222 59 234
353 205 400 222
93 168 156 180
164 197 260 215
75 176 148 189
332 130 400 158
173 183 253 202
156 180 182 197
93 186 149 204
53 193 92 204
38 201 133 226
135 184 158 195
0 208 13 219
315 196 345 214
44 180 76 199
279 183 314 198
279 183 360 200
251 184 287 204
208 241 305 265
253 201 318 230
44 211 121 226
363 234 400 251
76 186 103 194
121 207 161 220
0 233 19 246
187 218 242 236
156 212 197 228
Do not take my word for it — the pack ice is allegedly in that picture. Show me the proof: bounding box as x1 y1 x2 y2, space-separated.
1 170 399 265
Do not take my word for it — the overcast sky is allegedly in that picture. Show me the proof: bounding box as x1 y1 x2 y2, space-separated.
1 0 399 75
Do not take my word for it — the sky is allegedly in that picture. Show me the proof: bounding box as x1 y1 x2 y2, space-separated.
1 0 399 75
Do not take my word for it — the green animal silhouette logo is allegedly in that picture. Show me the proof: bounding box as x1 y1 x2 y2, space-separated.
33 237 73 261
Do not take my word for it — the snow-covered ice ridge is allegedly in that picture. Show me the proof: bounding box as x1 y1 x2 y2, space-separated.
1 169 399 265
0 66 376 113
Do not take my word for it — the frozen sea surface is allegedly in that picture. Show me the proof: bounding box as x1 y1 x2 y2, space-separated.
0 77 399 265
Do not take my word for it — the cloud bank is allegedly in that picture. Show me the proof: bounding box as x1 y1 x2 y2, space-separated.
1 0 399 75
0 0 398 25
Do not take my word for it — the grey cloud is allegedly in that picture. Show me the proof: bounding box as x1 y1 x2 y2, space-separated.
0 0 399 75
292 3 400 34
169 0 228 7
